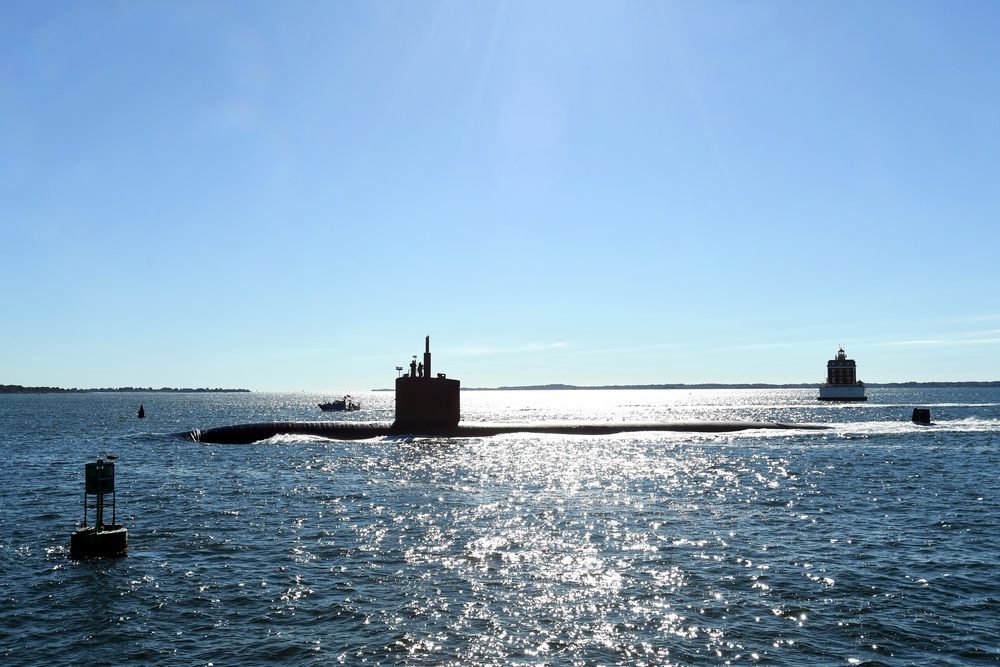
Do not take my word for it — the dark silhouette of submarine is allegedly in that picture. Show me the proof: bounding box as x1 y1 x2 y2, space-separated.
183 336 826 445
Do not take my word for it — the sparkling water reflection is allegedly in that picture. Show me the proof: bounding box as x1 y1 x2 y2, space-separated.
1 389 999 665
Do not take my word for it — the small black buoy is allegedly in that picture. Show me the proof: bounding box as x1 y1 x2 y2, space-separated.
912 408 931 424
70 458 128 559
138 404 145 419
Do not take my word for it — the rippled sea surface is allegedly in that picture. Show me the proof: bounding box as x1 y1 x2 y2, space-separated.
2 388 998 665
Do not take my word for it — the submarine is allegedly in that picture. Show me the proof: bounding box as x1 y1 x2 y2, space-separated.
183 336 827 444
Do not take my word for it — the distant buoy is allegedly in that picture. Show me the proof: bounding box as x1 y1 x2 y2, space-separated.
70 458 128 559
912 408 931 424
138 405 145 419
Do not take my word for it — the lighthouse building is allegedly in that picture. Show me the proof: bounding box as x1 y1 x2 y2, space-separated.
818 347 867 401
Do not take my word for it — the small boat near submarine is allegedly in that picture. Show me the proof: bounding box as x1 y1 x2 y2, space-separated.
319 395 360 412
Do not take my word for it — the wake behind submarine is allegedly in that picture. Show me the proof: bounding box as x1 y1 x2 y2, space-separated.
183 336 827 445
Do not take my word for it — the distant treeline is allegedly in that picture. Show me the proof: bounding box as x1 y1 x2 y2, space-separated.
0 385 250 394
483 383 817 390
471 381 1000 390
0 385 82 394
868 381 1000 388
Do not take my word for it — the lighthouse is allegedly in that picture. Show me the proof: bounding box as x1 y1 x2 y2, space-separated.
818 347 867 401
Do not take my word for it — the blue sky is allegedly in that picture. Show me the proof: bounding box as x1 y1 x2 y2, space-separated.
3 1 999 391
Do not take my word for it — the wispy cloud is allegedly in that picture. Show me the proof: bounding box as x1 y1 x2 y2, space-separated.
457 342 567 356
892 336 1000 346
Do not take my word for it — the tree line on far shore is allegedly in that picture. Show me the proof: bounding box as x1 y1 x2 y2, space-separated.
479 381 1000 390
0 385 250 394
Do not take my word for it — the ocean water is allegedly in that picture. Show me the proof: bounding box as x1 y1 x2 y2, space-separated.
1 388 998 666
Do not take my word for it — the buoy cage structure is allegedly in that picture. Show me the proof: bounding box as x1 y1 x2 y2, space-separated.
70 458 128 559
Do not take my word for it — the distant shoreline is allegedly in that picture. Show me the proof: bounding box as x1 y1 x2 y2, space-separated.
7 382 1000 396
0 385 251 395
476 382 1000 390
374 381 1000 392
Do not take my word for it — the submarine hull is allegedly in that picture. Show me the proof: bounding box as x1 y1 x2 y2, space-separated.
181 420 828 445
